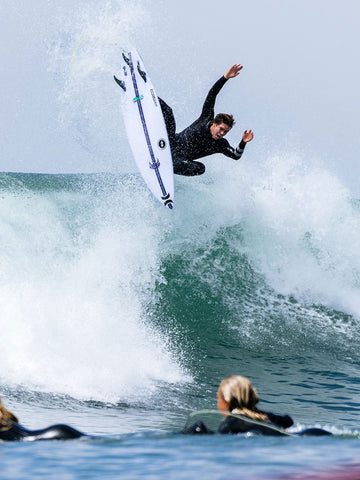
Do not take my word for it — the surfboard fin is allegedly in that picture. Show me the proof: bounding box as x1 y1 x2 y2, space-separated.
137 61 147 83
122 52 131 66
114 76 126 92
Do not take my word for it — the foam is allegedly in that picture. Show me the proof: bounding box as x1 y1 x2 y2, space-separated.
0 177 188 402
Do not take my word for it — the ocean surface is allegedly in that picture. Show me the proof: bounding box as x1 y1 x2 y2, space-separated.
0 171 359 479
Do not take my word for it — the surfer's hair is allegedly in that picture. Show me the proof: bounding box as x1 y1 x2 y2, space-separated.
218 376 268 422
0 396 18 432
212 113 235 128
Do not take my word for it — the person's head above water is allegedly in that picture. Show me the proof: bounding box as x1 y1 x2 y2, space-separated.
210 113 235 140
0 396 18 430
217 375 268 422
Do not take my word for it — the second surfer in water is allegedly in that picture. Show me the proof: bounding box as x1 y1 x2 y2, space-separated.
182 375 332 436
159 64 254 176
0 395 85 441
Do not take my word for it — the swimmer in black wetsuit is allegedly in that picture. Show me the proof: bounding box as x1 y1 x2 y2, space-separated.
182 375 331 436
159 64 254 176
0 396 85 441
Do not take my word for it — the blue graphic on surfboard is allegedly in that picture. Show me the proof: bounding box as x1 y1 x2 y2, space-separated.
114 48 174 209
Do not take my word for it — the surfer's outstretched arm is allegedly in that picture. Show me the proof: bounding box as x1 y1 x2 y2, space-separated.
220 129 254 160
200 77 228 119
200 64 243 120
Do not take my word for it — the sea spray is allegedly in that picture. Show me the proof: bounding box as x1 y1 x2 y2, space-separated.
0 173 188 402
49 0 153 172
150 153 360 360
241 154 360 317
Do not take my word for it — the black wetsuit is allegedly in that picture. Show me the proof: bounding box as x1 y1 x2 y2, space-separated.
159 76 246 176
218 414 331 436
218 412 293 436
0 422 84 441
182 411 331 436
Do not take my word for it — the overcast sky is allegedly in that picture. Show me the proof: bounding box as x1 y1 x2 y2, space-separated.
1 0 359 195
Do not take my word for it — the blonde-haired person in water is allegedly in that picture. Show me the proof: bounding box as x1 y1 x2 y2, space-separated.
183 376 331 436
216 375 293 434
0 395 84 442
217 375 267 420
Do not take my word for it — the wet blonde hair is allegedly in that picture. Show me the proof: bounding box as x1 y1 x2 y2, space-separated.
0 396 18 431
218 375 268 422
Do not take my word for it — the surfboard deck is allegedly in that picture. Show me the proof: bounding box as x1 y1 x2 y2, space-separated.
114 48 174 209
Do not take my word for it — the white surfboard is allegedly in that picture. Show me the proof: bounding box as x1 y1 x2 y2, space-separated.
114 48 174 209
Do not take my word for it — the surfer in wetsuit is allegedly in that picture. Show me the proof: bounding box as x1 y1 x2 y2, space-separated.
215 375 293 435
182 375 331 436
159 64 254 176
0 395 85 441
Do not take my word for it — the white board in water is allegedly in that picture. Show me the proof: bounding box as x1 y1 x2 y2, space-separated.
114 48 174 209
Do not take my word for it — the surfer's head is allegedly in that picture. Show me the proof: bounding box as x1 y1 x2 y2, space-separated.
0 397 18 431
210 114 234 140
217 376 268 421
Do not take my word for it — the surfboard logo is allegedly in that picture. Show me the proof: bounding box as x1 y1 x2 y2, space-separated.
158 139 166 149
149 159 161 169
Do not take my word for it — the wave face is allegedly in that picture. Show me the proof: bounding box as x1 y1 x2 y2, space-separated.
0 166 359 411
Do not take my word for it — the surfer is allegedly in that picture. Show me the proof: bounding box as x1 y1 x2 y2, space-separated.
215 375 294 435
182 375 331 436
159 64 254 176
0 395 85 441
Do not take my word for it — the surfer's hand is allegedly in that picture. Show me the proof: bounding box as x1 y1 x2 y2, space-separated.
224 64 243 79
242 130 254 142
